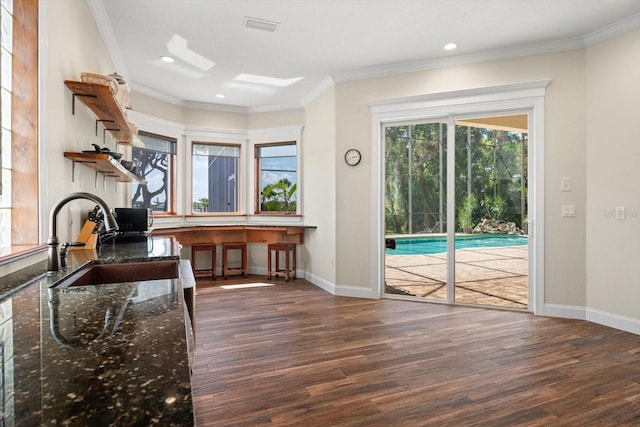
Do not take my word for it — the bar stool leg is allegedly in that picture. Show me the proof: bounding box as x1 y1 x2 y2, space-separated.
242 244 248 278
284 248 290 282
223 245 228 279
191 244 216 279
291 245 296 280
210 245 216 280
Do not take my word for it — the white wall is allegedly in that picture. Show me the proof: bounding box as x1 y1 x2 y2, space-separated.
183 107 248 129
40 0 127 244
333 50 588 306
301 87 336 290
249 109 305 130
585 28 640 330
130 92 185 124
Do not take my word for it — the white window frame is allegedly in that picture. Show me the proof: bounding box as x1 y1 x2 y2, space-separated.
127 111 185 222
184 128 248 223
370 81 548 314
189 139 244 216
248 125 303 222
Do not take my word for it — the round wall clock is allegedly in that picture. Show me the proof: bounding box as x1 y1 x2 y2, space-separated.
344 149 362 166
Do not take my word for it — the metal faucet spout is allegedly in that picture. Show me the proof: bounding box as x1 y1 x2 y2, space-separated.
47 192 119 272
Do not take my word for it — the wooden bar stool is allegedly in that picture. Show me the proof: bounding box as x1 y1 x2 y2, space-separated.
191 244 216 279
222 242 248 279
267 243 296 282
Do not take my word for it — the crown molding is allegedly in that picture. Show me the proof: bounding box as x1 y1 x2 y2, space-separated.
333 36 585 84
130 81 187 107
85 0 128 76
247 102 304 114
183 100 250 114
130 81 253 114
584 12 640 46
299 76 335 107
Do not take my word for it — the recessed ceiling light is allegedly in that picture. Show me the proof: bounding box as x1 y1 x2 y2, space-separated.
244 16 280 32
160 55 175 63
216 94 225 99
234 73 303 87
444 42 458 51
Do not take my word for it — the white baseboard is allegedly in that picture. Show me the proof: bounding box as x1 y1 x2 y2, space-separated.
542 303 586 320
586 307 640 336
300 272 377 299
544 303 640 336
304 271 336 294
334 285 378 299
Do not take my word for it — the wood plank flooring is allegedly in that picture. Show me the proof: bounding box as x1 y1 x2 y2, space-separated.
191 276 640 426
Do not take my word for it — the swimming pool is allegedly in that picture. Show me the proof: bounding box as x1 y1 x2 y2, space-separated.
386 234 528 255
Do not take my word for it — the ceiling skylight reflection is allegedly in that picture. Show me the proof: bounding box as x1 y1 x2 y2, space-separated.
233 73 303 87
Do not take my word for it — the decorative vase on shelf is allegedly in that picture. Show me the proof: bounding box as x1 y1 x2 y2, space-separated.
109 72 131 111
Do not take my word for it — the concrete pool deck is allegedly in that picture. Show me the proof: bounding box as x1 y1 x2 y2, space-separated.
385 244 529 309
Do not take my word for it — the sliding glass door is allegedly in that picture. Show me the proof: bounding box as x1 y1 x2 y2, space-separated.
453 117 529 309
384 121 448 301
384 114 529 310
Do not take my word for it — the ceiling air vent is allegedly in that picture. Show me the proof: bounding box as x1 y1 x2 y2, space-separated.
244 16 280 32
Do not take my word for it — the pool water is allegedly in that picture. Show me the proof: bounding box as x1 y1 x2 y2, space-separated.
386 234 528 255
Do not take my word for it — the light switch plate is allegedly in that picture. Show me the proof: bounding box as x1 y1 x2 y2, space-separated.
561 177 572 192
562 205 576 217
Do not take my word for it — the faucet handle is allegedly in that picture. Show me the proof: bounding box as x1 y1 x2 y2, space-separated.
59 242 86 269
59 243 70 269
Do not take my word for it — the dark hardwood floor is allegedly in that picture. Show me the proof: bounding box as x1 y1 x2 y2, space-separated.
191 275 640 426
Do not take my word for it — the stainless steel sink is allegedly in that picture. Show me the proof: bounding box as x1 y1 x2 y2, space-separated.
52 260 180 288
50 259 195 345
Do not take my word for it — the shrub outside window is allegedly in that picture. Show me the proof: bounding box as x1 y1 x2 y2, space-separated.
192 143 240 213
255 142 297 214
132 132 176 213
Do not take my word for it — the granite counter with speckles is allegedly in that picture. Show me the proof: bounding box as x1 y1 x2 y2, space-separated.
0 236 194 426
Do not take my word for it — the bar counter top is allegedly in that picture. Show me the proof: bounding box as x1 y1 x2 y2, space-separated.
150 223 315 246
0 236 194 426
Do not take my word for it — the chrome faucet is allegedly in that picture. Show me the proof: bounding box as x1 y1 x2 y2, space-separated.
47 192 119 272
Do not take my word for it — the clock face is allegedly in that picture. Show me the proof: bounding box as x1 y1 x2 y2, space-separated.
345 149 361 166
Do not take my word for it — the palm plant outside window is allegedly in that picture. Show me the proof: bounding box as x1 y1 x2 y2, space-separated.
255 142 297 214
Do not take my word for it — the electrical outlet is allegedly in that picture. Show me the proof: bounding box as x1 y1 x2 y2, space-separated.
615 206 626 220
561 177 572 192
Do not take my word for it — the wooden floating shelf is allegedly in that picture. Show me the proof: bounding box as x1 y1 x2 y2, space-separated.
64 152 146 184
64 80 133 144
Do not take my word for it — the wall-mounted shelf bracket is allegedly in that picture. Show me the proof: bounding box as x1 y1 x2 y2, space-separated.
71 93 97 115
103 127 121 143
65 152 146 184
64 80 134 144
96 119 115 136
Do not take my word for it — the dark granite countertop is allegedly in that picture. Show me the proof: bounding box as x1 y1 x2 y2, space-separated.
0 236 194 426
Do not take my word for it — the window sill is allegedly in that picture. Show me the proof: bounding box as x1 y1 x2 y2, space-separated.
186 213 246 217
0 245 46 265
253 213 302 217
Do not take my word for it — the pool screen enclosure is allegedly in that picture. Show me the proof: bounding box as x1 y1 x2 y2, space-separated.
384 114 529 310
